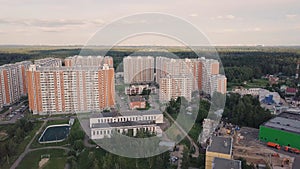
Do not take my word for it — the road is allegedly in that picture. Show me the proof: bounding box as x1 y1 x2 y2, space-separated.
293 157 300 169
164 111 199 158
0 100 27 125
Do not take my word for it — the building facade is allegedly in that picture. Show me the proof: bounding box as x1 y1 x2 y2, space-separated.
27 64 115 115
205 136 233 169
156 57 224 96
64 55 113 68
90 110 163 139
211 74 227 95
129 96 146 109
0 61 32 109
259 111 300 149
123 56 154 84
156 57 199 90
34 57 62 67
159 75 192 102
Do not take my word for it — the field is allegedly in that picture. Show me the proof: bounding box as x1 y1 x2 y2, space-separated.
227 78 269 91
16 149 67 169
0 122 43 169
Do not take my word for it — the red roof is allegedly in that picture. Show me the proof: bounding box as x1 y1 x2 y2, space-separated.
286 87 298 93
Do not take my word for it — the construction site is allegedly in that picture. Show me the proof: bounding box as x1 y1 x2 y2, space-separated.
220 126 295 169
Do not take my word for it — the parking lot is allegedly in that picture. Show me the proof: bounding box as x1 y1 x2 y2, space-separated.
0 100 28 124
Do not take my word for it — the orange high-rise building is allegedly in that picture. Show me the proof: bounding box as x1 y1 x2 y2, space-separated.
0 61 31 109
27 63 115 115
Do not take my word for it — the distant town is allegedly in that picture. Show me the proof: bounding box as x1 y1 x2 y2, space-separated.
0 47 300 169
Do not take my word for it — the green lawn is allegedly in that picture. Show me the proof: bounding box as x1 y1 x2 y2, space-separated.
227 78 269 91
0 122 43 169
17 149 67 169
188 123 202 143
0 107 9 114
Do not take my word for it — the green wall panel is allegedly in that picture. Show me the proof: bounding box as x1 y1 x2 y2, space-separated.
259 126 300 149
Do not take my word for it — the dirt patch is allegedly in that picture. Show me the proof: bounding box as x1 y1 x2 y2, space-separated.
0 131 8 141
39 158 49 168
233 127 294 168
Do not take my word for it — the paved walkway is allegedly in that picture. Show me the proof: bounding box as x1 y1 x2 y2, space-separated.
83 135 96 148
164 111 199 158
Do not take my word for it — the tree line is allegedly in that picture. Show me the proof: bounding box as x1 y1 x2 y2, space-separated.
222 93 273 128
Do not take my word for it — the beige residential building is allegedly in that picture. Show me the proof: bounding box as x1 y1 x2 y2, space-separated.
156 57 210 92
65 55 113 68
211 74 227 95
123 56 154 84
201 58 220 94
156 57 225 99
34 57 62 67
159 75 192 102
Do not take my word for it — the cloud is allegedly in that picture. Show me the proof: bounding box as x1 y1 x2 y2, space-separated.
212 27 262 33
0 18 105 28
189 13 198 17
286 14 297 19
211 15 237 20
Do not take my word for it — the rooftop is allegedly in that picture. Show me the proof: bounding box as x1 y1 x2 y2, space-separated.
262 111 300 135
286 87 298 93
207 136 232 155
91 121 156 128
130 96 146 102
90 110 162 118
213 157 241 169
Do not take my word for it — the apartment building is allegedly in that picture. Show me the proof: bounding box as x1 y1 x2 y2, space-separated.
27 63 115 115
65 55 113 68
123 56 154 84
156 57 225 95
0 61 32 109
211 74 227 95
159 75 192 102
34 57 62 67
201 58 220 94
156 57 204 91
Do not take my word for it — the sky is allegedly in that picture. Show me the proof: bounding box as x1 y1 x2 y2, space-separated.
0 0 299 46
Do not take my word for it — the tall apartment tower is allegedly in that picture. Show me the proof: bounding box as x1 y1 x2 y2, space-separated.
201 58 220 94
65 56 113 68
27 64 115 115
123 56 154 84
0 61 32 109
156 57 200 91
159 75 192 102
211 74 227 95
34 58 62 67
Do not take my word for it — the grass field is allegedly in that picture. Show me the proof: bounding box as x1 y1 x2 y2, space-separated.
0 122 43 169
227 78 269 91
17 149 67 169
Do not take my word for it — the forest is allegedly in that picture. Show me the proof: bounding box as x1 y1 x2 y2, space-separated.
1 46 299 84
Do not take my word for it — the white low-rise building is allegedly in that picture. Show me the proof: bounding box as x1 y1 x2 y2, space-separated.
90 110 163 139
